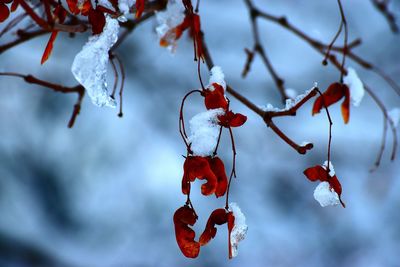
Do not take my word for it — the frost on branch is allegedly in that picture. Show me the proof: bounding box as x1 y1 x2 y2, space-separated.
156 0 184 53
188 108 225 156
344 67 365 107
229 202 247 258
313 181 340 207
208 66 226 90
261 87 314 112
388 108 400 128
71 16 119 108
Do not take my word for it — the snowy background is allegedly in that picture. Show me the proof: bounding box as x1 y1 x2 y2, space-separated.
1 0 400 266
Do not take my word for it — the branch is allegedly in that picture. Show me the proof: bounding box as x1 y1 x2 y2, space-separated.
0 72 84 128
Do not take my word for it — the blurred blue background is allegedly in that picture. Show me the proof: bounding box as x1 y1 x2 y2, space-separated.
0 0 400 266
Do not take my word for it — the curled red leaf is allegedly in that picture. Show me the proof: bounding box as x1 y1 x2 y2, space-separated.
218 110 247 128
135 0 145 18
173 206 200 258
303 165 345 207
208 157 228 198
204 83 228 110
312 82 350 124
88 8 106 35
199 208 228 245
182 156 217 196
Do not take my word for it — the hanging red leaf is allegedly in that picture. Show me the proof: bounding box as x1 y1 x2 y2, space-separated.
41 31 59 65
182 156 217 196
41 5 67 65
10 0 18 12
88 8 106 35
218 110 247 128
204 83 228 110
312 82 350 124
160 15 190 47
135 0 145 18
0 3 10 22
66 0 80 15
199 208 228 245
303 164 345 207
208 157 228 198
173 206 200 258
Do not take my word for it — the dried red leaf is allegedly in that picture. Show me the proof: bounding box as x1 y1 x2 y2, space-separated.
199 209 228 245
88 8 106 35
208 157 228 198
135 0 145 18
227 211 235 259
173 206 200 258
0 3 10 22
312 82 350 124
160 15 190 47
10 0 18 12
182 156 217 196
303 165 345 207
204 83 228 110
80 0 92 16
66 0 80 15
41 31 59 65
218 111 247 128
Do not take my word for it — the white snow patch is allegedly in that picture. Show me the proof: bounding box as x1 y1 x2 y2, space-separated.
388 108 400 128
322 160 335 177
208 66 226 90
188 108 225 156
156 0 185 53
313 181 340 207
229 202 247 258
118 0 135 16
284 88 297 99
344 67 365 107
261 88 314 112
71 16 119 108
300 141 312 147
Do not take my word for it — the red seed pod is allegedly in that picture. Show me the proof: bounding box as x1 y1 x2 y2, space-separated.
173 206 200 258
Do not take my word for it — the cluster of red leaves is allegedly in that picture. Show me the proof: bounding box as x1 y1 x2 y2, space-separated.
0 0 17 23
160 0 203 60
303 164 345 207
312 82 350 124
175 72 246 258
174 206 236 259
203 83 247 128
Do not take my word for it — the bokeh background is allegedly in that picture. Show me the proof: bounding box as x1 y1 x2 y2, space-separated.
1 0 400 266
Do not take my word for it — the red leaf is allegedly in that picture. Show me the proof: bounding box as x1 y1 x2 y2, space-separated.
173 206 200 258
41 30 59 65
341 85 350 124
66 0 80 15
218 111 247 128
303 165 328 182
303 164 345 207
182 156 217 196
88 8 106 35
80 0 92 16
208 157 228 198
204 83 228 110
160 15 190 47
0 3 10 22
199 209 228 245
227 211 235 259
10 0 18 12
312 82 350 123
135 0 145 18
